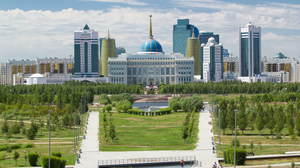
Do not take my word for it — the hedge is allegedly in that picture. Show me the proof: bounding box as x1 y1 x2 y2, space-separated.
52 152 62 158
127 107 172 116
42 156 66 168
28 153 39 166
223 148 247 165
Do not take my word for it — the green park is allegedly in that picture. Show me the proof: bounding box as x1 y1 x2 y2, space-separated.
0 80 299 167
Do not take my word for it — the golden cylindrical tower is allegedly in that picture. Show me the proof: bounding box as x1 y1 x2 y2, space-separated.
186 32 201 75
100 30 116 77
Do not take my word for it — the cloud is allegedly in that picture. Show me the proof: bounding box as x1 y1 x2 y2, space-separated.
85 0 148 6
0 1 299 62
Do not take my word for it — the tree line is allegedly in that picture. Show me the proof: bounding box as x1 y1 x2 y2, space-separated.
216 97 300 138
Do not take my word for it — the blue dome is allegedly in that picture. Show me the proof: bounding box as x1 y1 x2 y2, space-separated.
139 38 163 53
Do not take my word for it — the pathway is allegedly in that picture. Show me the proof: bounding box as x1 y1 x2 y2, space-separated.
75 104 217 168
75 112 99 168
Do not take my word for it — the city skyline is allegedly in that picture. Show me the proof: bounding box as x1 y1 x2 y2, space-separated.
0 0 299 62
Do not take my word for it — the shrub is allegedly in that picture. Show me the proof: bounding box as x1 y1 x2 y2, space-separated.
291 134 297 140
0 145 8 151
10 144 22 150
28 153 39 166
42 156 66 168
23 143 35 148
52 151 62 158
224 148 246 165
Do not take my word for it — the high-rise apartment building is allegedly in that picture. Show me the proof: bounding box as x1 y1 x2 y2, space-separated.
201 37 223 82
239 22 261 77
186 33 201 75
173 19 199 55
74 24 99 77
198 31 219 44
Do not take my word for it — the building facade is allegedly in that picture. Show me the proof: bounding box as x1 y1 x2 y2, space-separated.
198 31 219 44
109 16 194 85
173 19 199 56
239 22 261 77
186 33 201 75
74 24 99 77
1 57 74 85
201 37 223 82
100 31 116 77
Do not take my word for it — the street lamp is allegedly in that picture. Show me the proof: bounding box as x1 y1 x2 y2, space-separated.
48 110 52 168
218 108 221 155
69 54 73 81
73 111 76 164
234 109 238 168
283 138 285 153
24 150 26 167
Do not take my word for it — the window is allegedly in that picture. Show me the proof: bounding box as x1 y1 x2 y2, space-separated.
166 67 170 75
133 67 136 75
127 68 131 75
148 67 154 75
161 67 164 75
171 67 175 75
156 67 159 75
138 67 141 75
143 67 147 76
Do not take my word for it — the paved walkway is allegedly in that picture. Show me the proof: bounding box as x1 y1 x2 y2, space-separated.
75 112 99 168
75 104 217 168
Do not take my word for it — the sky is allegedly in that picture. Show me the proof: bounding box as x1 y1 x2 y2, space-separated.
0 0 299 62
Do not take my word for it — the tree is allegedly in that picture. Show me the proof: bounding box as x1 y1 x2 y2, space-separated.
99 94 110 105
105 104 112 113
1 119 9 134
182 126 189 143
256 103 265 135
227 99 236 134
109 117 116 141
39 118 45 133
115 100 132 113
56 93 63 109
296 116 300 137
266 106 276 138
169 97 181 112
275 106 285 135
286 103 295 135
219 99 228 134
10 122 21 135
13 151 19 166
118 93 134 104
238 101 248 134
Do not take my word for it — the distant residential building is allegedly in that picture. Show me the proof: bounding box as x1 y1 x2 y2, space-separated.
201 37 223 82
239 22 261 77
0 57 74 85
198 31 219 44
74 24 99 77
116 47 126 57
173 19 199 55
223 48 230 57
261 54 298 82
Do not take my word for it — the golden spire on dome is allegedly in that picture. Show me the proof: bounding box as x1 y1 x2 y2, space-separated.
192 29 195 38
149 15 153 39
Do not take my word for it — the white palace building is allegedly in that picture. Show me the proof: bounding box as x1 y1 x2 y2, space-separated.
107 16 195 85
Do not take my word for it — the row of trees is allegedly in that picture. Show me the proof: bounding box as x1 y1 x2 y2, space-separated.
99 93 134 113
216 98 300 137
169 94 204 112
182 108 197 143
102 112 116 141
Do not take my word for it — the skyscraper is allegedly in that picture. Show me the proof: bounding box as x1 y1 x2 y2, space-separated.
173 19 199 55
239 22 261 77
201 37 223 82
74 24 99 77
198 32 219 44
100 30 116 77
186 32 201 75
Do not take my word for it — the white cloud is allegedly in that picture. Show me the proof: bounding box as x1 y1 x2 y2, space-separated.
85 0 148 6
0 1 299 62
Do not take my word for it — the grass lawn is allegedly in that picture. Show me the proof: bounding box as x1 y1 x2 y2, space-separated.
0 113 88 167
99 111 199 151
